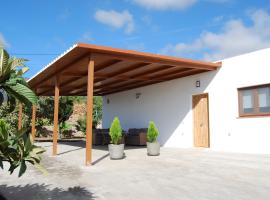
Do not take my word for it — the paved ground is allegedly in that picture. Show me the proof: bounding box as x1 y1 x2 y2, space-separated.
1 141 270 200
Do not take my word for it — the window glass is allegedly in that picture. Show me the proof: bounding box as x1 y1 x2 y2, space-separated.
242 90 254 113
258 87 270 113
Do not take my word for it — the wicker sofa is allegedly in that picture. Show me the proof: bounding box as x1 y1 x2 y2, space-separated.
125 128 147 146
92 129 125 145
92 129 109 145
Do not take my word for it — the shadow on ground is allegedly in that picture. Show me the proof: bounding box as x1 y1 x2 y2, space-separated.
0 184 95 200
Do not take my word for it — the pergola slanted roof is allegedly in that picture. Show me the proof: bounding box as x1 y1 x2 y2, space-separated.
28 43 221 96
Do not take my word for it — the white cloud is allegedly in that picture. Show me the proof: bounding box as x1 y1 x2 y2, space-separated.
161 10 270 61
94 10 134 34
0 33 8 48
133 0 197 10
81 31 94 42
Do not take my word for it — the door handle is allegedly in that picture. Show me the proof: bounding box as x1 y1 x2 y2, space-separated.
200 123 203 127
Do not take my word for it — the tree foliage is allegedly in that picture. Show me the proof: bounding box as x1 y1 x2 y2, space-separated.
93 96 102 128
59 121 72 138
76 115 86 134
0 48 45 177
76 96 102 133
147 121 159 143
0 48 37 106
109 117 122 145
37 96 74 124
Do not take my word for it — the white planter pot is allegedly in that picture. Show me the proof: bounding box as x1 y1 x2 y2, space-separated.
108 144 124 159
147 142 160 156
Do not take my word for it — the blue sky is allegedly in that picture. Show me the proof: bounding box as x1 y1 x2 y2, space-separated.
0 0 270 78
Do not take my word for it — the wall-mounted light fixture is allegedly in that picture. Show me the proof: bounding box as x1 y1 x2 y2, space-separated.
136 92 141 99
196 80 200 88
107 98 110 104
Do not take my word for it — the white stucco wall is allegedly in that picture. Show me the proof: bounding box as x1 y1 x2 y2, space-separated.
103 48 270 154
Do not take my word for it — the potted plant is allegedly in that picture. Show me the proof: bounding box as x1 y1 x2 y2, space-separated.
147 121 160 156
109 117 124 159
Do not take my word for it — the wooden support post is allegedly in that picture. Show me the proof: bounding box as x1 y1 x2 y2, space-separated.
85 57 94 166
31 104 37 140
53 77 60 156
18 103 23 130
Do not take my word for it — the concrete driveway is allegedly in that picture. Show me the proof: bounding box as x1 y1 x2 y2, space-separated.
1 141 270 200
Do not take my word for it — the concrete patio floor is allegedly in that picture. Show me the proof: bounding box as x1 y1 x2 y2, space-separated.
1 141 270 200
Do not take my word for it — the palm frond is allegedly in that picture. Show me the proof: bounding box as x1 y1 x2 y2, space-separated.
9 57 28 70
0 48 10 81
3 83 37 105
17 67 29 76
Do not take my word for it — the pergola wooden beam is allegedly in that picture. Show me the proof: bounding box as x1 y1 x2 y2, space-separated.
128 65 176 78
94 68 191 92
93 65 175 90
89 50 219 71
43 69 205 96
33 52 90 89
63 68 204 95
37 58 121 95
53 76 60 156
66 70 188 95
94 62 152 82
162 68 204 81
47 62 154 95
40 59 123 96
85 57 94 166
60 61 147 88
99 69 203 95
67 88 87 96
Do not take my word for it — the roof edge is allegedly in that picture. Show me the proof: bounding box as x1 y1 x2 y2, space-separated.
77 43 221 68
28 42 221 84
27 43 78 83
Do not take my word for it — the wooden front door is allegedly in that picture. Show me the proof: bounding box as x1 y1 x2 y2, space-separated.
192 93 209 148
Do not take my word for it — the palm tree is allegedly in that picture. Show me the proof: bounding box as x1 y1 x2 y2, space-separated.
0 48 37 105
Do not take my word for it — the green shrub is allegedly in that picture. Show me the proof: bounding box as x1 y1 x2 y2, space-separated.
109 117 122 145
93 96 102 128
0 103 18 133
37 96 73 125
0 103 32 133
35 118 51 137
76 116 86 134
0 119 46 177
59 121 72 138
147 121 159 143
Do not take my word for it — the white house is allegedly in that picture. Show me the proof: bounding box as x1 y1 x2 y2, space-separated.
103 48 270 154
28 43 270 164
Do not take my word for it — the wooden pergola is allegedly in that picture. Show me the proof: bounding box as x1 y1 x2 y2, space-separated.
26 43 221 166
